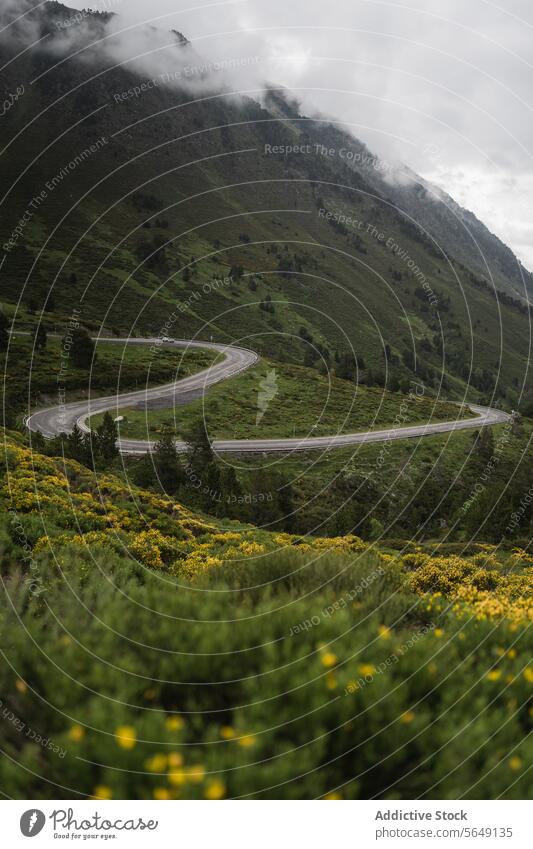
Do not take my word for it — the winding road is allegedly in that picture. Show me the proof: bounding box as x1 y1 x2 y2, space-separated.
25 337 511 454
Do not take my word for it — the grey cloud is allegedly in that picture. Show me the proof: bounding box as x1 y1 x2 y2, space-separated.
42 0 533 266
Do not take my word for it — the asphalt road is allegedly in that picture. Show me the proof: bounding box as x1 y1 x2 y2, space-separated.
25 337 258 440
25 337 511 454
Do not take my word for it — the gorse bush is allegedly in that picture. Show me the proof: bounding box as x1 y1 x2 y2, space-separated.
0 538 532 800
406 549 533 624
0 434 531 800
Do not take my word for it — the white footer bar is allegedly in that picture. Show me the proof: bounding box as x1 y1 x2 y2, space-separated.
1 799 530 848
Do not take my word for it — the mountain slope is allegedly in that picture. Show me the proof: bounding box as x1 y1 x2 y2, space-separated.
0 427 531 798
0 1 531 415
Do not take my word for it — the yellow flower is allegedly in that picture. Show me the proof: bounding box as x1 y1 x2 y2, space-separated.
509 756 522 771
130 529 171 570
154 787 171 800
523 668 533 683
93 785 112 800
239 541 265 556
220 726 235 739
168 770 186 786
507 648 517 659
358 664 375 677
486 670 501 681
205 779 226 799
326 672 338 690
165 715 184 731
217 532 242 543
238 734 257 748
321 652 338 668
15 679 27 694
378 625 391 639
168 752 184 768
145 754 167 772
434 628 444 638
184 765 205 783
406 551 533 624
400 711 415 724
68 724 85 742
324 792 342 800
115 726 136 750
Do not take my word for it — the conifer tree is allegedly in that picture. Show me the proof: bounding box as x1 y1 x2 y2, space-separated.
96 412 118 464
153 429 183 494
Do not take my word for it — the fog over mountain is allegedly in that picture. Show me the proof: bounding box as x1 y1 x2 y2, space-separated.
52 0 533 274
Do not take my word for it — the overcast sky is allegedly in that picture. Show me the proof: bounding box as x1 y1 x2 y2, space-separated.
65 0 533 269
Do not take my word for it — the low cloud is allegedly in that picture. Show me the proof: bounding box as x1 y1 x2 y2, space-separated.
6 0 533 268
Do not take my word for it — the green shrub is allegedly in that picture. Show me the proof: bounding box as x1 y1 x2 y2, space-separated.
0 545 530 799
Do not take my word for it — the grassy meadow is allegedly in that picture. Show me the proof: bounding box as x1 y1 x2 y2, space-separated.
90 358 471 441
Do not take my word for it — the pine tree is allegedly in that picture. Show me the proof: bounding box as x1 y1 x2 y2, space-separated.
30 431 46 453
184 418 214 473
201 461 222 510
67 424 88 463
96 412 118 464
220 466 242 500
67 328 96 369
153 429 183 494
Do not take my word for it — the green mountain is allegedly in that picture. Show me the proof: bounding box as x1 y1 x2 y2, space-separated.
0 1 531 411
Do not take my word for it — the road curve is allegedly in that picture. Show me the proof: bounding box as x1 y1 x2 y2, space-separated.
25 338 258 441
25 337 511 454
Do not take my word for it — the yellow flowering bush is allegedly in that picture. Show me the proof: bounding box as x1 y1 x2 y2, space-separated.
238 541 265 556
407 552 533 623
273 531 367 554
3 434 530 631
216 531 243 543
130 529 179 570
176 552 223 581
311 534 367 552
